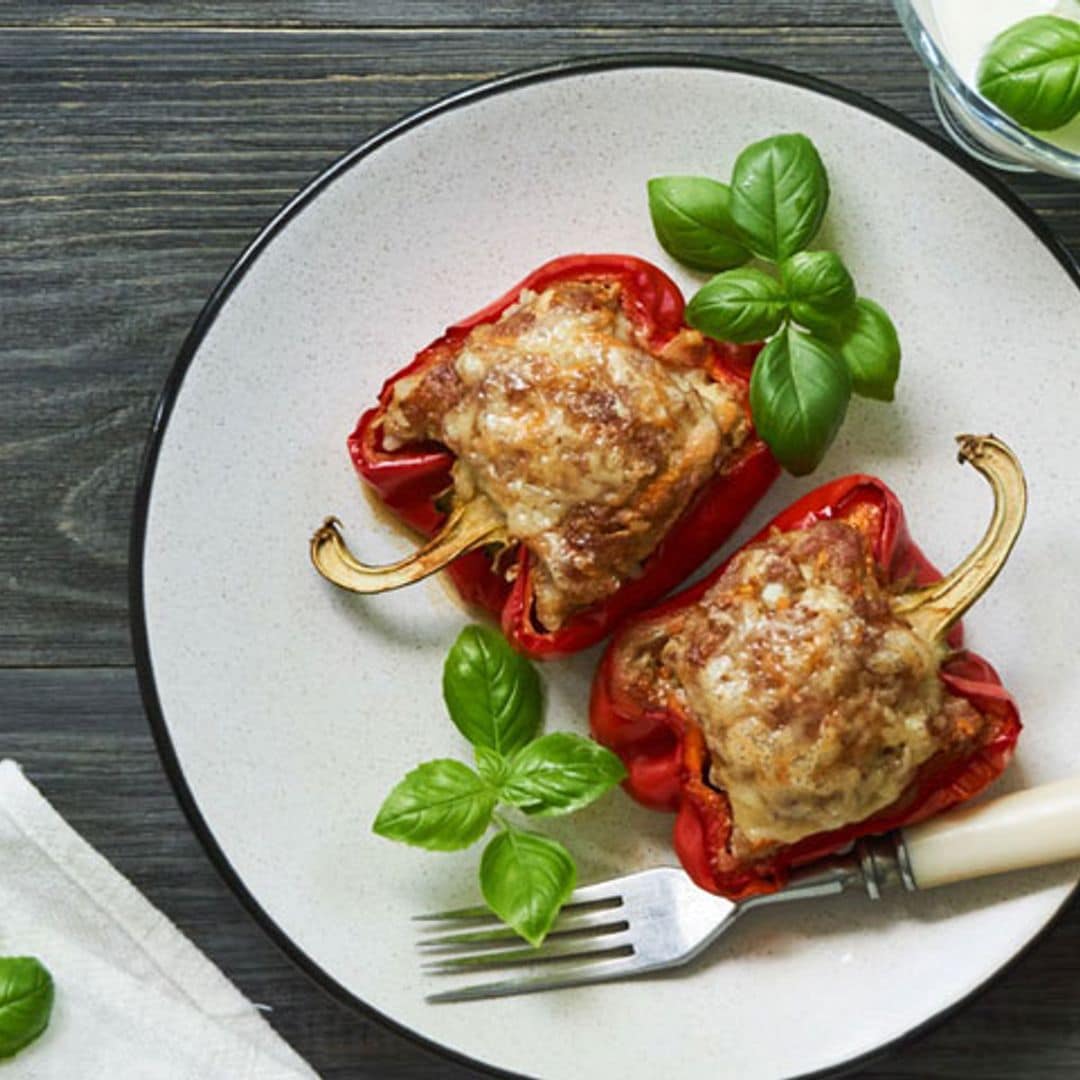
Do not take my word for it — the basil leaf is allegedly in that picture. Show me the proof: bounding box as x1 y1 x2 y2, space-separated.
0 958 54 1060
780 250 856 337
474 744 509 788
500 733 627 817
685 268 787 344
730 133 830 261
977 15 1080 131
749 327 851 476
373 759 495 851
480 827 576 946
827 297 901 402
647 176 752 272
443 625 541 755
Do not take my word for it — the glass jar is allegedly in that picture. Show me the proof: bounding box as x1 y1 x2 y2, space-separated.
893 0 1080 178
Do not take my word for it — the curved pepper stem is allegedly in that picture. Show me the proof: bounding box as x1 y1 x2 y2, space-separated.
892 434 1026 644
310 496 508 594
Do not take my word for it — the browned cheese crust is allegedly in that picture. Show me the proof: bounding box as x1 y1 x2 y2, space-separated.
618 520 985 858
381 280 750 630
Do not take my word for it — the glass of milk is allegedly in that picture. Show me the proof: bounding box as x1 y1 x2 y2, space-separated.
894 0 1080 177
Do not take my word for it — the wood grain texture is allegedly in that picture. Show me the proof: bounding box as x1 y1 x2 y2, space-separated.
5 1 901 29
3 3 1080 1077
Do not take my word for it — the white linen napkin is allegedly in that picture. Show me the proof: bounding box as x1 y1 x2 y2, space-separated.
0 760 318 1079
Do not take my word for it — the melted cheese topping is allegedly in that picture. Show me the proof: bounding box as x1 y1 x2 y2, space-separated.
623 520 984 858
382 280 749 630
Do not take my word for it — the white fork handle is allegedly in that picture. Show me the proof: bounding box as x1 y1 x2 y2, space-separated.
901 776 1080 890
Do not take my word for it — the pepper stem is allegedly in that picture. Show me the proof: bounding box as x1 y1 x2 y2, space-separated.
310 495 508 594
892 434 1026 643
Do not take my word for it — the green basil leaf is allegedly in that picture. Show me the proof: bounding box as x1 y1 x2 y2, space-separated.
828 297 901 402
474 745 509 788
480 828 576 946
780 250 856 336
977 15 1080 131
685 268 787 344
500 733 627 817
443 624 541 755
0 958 54 1060
749 327 851 476
729 133 830 261
647 176 752 272
373 759 496 851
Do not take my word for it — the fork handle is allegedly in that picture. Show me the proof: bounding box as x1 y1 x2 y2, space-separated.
900 776 1080 890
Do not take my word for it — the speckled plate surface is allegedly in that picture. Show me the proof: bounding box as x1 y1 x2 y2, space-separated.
133 58 1080 1080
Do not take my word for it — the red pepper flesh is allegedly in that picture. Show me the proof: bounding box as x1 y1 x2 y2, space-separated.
349 254 778 658
590 473 1022 899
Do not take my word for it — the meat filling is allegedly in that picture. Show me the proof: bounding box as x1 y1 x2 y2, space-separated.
623 519 985 859
381 279 750 630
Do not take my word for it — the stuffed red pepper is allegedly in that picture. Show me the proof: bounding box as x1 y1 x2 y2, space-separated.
591 435 1025 899
310 254 778 658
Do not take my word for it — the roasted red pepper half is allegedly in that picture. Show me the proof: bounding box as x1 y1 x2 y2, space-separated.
591 435 1025 899
310 254 778 658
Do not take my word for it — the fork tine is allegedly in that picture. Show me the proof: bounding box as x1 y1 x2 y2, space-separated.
418 908 628 951
415 883 623 925
412 903 492 922
424 930 633 972
425 953 642 1003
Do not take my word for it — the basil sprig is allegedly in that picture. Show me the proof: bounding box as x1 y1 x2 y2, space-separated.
977 15 1080 132
647 132 901 475
0 958 54 1060
373 625 626 946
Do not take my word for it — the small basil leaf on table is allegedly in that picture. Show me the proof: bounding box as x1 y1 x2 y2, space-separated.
749 326 851 476
647 176 751 272
499 732 627 817
780 250 856 336
373 760 496 851
685 268 787 343
729 133 830 261
443 624 541 755
977 15 1080 131
824 297 901 402
0 957 54 1060
480 827 577 946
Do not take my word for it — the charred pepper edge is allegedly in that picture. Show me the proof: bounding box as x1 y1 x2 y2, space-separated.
590 434 1025 898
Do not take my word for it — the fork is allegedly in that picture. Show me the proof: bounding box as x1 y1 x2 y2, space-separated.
416 775 1080 1002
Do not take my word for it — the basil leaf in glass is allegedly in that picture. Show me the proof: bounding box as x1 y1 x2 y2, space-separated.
730 133 830 261
0 958 54 1060
685 268 787 343
499 733 627 817
977 15 1080 131
749 327 851 476
373 759 496 851
443 625 541 755
480 827 576 946
647 176 752 272
780 250 856 337
827 298 901 402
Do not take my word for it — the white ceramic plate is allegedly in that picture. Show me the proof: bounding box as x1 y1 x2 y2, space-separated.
133 58 1080 1079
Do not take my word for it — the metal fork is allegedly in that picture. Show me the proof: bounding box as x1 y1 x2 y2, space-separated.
415 835 913 1003
416 775 1080 1001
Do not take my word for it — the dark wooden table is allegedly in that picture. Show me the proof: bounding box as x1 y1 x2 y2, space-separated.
3 3 1079 1077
